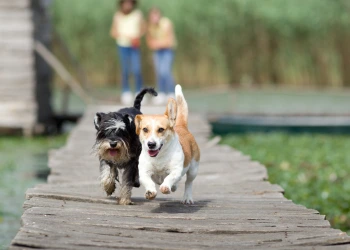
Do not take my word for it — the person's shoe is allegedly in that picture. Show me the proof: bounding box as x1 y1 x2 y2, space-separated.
121 92 133 106
152 92 167 105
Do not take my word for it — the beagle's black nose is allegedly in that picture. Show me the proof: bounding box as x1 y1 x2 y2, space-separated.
110 141 117 148
147 141 157 149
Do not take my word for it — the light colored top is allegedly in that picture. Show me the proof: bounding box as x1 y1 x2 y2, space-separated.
148 17 176 48
113 10 143 47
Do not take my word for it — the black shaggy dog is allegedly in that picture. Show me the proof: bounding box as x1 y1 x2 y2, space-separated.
93 88 157 205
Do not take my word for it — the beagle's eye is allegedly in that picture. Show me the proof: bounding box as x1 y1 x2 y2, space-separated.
143 128 148 133
158 128 165 133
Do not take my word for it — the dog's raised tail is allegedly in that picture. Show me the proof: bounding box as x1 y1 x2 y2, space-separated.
134 88 158 111
175 84 188 127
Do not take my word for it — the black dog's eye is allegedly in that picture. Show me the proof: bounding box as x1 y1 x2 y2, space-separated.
143 128 148 133
158 128 164 133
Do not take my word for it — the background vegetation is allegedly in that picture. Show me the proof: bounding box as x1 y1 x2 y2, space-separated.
221 133 350 233
52 0 350 88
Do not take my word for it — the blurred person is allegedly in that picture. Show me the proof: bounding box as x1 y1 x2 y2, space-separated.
110 0 145 105
147 7 177 105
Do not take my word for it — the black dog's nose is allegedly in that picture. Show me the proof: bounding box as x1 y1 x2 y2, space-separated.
147 141 157 149
110 141 117 148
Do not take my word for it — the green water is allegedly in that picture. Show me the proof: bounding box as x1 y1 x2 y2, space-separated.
0 136 67 249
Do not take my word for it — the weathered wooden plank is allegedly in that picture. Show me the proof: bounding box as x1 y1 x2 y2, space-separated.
0 61 33 70
0 100 36 129
22 198 326 223
22 208 330 230
0 31 33 41
0 40 33 52
0 0 30 9
0 9 31 20
12 214 349 250
12 223 349 250
0 72 34 82
24 181 285 206
0 23 33 32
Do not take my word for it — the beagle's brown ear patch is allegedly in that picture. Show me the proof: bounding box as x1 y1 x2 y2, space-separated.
135 115 143 135
164 98 177 127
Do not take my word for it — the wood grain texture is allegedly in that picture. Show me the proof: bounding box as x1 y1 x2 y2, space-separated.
10 105 350 249
0 0 35 132
0 0 30 9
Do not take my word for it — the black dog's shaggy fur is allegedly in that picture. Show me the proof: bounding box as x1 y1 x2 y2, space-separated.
93 88 157 205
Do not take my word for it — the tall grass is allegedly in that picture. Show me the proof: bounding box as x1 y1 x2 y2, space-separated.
52 0 350 87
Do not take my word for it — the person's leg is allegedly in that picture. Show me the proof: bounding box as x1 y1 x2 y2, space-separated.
118 46 131 93
130 48 143 93
153 50 167 94
163 49 176 95
152 50 167 104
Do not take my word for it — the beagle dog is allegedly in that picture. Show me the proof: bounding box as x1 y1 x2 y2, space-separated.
135 85 200 204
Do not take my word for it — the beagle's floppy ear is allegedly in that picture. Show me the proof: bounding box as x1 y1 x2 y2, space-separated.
135 115 143 135
164 98 177 127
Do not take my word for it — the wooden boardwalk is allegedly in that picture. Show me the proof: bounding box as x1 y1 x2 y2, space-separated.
11 105 350 249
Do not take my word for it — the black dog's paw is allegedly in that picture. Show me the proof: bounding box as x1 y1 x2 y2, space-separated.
133 180 140 188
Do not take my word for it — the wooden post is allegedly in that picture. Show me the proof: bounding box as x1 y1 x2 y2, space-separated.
34 41 93 104
32 0 55 131
61 85 70 115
